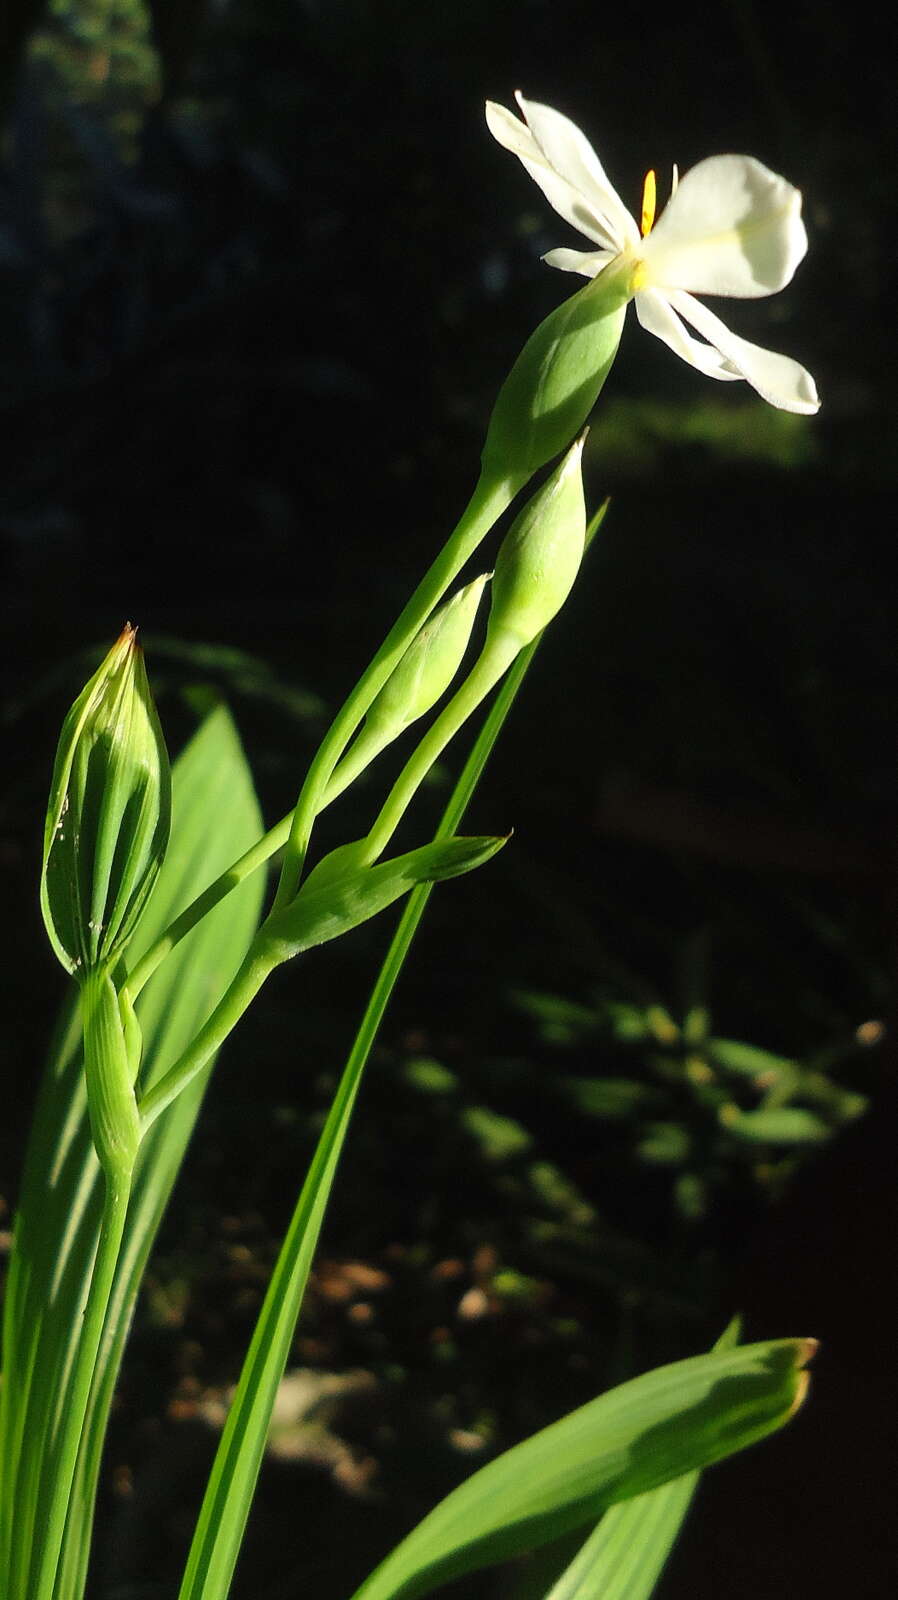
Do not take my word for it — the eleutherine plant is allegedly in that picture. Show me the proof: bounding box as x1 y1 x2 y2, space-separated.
0 93 819 1600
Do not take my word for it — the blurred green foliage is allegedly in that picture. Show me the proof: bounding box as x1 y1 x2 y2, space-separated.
588 397 819 478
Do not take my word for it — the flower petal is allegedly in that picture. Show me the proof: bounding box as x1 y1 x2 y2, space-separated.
485 97 637 255
514 96 640 251
634 288 741 381
542 246 615 277
669 290 820 412
640 155 808 298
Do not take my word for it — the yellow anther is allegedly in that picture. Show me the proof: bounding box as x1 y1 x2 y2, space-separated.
640 168 657 237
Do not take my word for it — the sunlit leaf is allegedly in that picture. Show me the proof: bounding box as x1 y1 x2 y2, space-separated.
0 705 264 1600
349 1338 814 1600
261 834 506 959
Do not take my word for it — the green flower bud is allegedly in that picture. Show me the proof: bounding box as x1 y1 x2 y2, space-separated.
41 624 171 978
481 267 628 484
486 434 587 652
325 575 491 807
368 574 489 736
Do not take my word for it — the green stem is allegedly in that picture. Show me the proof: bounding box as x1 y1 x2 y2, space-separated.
125 816 292 1001
137 940 275 1132
124 720 391 1005
176 592 543 1600
27 1168 131 1600
317 717 394 805
271 466 521 911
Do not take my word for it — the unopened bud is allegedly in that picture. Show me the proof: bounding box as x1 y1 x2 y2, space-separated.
481 270 627 483
486 434 587 651
41 624 171 977
368 575 490 737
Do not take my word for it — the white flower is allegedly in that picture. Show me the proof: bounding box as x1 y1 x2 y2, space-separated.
485 93 819 415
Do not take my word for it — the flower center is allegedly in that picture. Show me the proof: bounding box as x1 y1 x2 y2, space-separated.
640 169 657 237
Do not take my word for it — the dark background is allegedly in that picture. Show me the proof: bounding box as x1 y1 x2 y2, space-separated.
1 3 895 1597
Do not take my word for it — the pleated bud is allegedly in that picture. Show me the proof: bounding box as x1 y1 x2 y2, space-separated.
41 624 171 977
486 434 587 652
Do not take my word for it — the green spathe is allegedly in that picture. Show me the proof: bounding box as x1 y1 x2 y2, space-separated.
482 266 628 483
488 434 587 650
41 625 171 977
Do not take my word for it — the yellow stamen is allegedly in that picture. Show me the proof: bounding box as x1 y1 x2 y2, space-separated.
640 168 657 237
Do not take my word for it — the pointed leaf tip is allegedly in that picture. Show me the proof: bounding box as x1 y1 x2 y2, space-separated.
260 834 507 962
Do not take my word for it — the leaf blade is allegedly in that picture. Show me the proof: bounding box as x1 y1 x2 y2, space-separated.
1 705 265 1600
349 1339 814 1600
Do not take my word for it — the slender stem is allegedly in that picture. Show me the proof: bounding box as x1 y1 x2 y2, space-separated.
125 815 293 1001
271 466 520 911
176 590 543 1600
317 718 393 806
27 1169 132 1600
126 732 392 1003
137 941 275 1132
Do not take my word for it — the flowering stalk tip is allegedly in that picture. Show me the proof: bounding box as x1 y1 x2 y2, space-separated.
487 92 819 415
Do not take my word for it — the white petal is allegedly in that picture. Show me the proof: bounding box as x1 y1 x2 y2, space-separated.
669 290 820 413
542 246 615 277
514 96 640 251
640 155 808 298
485 97 635 255
634 288 741 381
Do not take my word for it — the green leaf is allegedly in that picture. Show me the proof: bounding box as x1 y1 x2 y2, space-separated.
718 1104 830 1144
635 1122 690 1165
535 1319 742 1600
540 1474 699 1600
555 1076 659 1120
0 705 264 1600
708 1037 798 1082
462 1105 533 1161
349 1339 814 1600
260 834 506 960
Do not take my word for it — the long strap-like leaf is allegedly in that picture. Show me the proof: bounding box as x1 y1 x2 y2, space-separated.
0 706 265 1600
532 1321 743 1600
